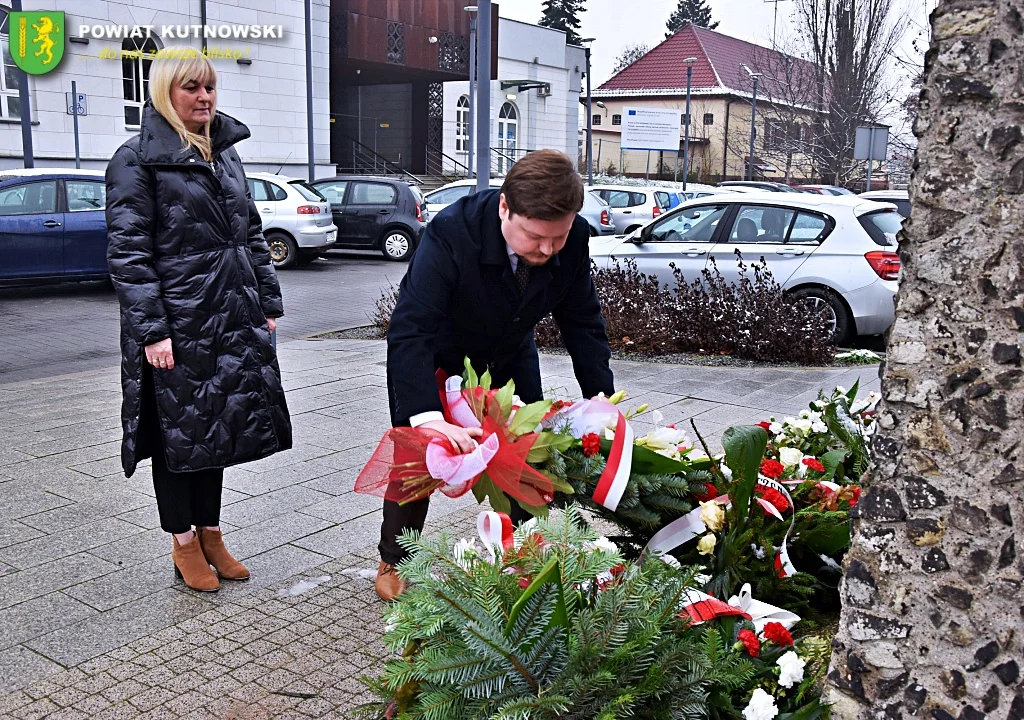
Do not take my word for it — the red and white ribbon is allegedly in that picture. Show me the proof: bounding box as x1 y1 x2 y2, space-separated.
726 582 800 632
477 511 514 563
425 433 500 495
679 588 752 625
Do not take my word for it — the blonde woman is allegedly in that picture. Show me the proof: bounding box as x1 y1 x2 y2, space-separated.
106 47 292 592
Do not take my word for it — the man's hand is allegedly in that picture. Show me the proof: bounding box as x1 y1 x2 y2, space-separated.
419 419 483 453
145 338 174 370
267 317 277 333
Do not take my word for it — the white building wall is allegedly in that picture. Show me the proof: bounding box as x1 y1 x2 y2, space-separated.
441 18 582 175
0 0 333 179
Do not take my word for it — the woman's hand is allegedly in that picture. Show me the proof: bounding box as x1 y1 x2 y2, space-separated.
267 317 277 333
419 419 483 453
145 339 174 370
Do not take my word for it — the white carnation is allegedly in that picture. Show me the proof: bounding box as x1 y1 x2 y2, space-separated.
453 538 478 569
742 688 779 720
586 536 618 554
777 650 806 688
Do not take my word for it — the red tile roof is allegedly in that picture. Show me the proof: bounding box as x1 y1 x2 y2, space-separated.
596 24 818 101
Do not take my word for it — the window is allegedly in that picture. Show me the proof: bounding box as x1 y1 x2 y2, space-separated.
315 181 347 204
729 205 797 243
270 183 288 201
122 36 159 127
858 210 902 247
680 113 690 127
0 181 57 215
647 204 728 243
788 212 829 244
427 185 473 205
456 95 469 152
0 9 21 119
247 179 270 202
592 114 602 126
603 190 633 208
349 182 397 205
288 181 324 201
65 180 106 211
765 121 786 151
654 191 672 210
612 114 621 125
703 113 714 125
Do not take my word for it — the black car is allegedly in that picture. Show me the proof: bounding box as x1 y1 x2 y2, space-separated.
308 176 426 261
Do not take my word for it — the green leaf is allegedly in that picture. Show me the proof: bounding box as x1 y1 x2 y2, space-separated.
495 380 515 420
799 521 850 555
777 699 827 720
539 469 575 495
480 369 492 391
845 379 861 404
525 432 575 464
516 500 550 519
462 357 479 389
508 400 553 436
820 448 849 483
472 472 512 514
599 437 714 475
505 556 568 637
723 425 769 526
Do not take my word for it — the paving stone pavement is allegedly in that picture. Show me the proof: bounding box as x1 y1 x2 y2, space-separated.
0 337 880 717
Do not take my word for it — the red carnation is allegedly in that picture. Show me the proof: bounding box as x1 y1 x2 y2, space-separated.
760 458 785 479
762 621 794 647
761 487 789 513
850 486 862 506
582 433 601 457
695 483 720 503
550 399 572 413
802 457 826 473
737 628 760 657
757 421 772 431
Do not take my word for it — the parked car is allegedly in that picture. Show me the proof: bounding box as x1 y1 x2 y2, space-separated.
423 178 502 219
717 180 804 193
309 175 425 261
245 172 336 269
795 184 855 196
588 192 904 344
589 184 676 234
859 189 910 219
579 190 616 236
680 183 737 201
0 169 109 286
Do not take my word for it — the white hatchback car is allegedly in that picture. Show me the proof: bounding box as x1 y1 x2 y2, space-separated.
589 184 677 234
246 172 337 269
423 178 503 220
589 192 903 343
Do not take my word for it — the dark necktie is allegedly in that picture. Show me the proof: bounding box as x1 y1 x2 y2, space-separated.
514 255 531 295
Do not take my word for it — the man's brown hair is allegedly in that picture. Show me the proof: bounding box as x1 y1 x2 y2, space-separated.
499 148 584 220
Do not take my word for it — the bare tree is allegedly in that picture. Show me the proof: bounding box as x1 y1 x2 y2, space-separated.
794 0 905 184
612 43 650 74
829 2 1024 719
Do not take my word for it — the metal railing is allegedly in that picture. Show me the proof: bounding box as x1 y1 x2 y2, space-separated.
425 145 471 180
336 136 421 184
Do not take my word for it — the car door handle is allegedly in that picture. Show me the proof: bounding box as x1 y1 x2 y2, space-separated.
260 208 273 213
378 209 390 214
775 248 805 256
621 210 632 214
683 248 707 256
42 220 61 228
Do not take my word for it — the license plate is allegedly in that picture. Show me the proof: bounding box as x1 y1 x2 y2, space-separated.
326 230 336 242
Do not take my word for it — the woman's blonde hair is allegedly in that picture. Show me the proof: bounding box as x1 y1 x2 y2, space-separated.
149 46 217 162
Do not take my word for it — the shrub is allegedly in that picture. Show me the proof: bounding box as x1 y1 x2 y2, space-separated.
370 280 400 338
535 254 835 364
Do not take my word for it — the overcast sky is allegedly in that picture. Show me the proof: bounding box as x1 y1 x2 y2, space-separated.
497 0 936 119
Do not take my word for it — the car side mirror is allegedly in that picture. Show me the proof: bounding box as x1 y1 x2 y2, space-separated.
629 227 645 244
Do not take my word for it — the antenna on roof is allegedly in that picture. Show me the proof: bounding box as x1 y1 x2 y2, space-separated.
764 0 790 48
275 152 294 175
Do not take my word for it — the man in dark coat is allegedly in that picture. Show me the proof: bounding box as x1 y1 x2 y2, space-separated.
377 149 615 600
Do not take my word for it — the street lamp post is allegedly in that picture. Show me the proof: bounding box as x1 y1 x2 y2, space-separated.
742 64 763 181
474 0 492 192
582 38 596 186
681 57 697 191
465 6 477 179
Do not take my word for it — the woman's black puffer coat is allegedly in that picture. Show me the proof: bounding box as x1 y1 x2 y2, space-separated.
107 102 292 477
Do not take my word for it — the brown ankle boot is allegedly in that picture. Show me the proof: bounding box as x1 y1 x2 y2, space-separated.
197 527 250 581
172 534 220 592
375 561 407 601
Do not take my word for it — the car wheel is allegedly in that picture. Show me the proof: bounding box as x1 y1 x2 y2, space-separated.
266 232 299 269
381 229 413 261
790 287 851 345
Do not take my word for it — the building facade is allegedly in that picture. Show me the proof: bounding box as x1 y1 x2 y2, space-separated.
439 18 585 175
590 24 821 183
0 0 334 178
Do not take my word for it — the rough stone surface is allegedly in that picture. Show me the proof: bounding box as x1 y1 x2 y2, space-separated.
828 2 1024 717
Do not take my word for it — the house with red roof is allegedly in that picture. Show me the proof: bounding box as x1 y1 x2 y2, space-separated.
590 24 824 183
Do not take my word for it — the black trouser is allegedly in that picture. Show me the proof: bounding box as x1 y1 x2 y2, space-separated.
141 365 224 535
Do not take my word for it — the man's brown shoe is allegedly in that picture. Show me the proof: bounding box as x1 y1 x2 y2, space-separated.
375 561 407 601
197 527 250 581
172 534 220 592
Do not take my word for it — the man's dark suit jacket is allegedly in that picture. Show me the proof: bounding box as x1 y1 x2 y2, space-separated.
386 188 615 425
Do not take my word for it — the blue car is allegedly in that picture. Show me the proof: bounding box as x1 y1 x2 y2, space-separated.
0 169 108 286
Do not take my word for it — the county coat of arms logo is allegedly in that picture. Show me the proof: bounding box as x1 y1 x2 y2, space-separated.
9 11 65 75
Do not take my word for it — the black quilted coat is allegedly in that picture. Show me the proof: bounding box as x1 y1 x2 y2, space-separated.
106 103 292 477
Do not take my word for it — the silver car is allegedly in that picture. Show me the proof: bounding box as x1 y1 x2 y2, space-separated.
423 179 502 220
589 184 676 234
246 172 337 269
579 190 616 236
589 193 903 343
